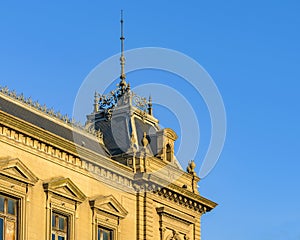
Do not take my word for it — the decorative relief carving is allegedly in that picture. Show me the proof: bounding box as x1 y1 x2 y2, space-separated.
167 230 181 240
132 93 148 111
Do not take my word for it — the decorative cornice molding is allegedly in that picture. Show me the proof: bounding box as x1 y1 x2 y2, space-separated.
0 118 134 192
132 177 216 213
0 105 217 211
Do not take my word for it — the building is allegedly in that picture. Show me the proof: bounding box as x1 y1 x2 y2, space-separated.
0 17 216 240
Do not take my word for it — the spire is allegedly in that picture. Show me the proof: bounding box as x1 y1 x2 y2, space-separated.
93 91 99 113
148 95 153 115
119 10 127 89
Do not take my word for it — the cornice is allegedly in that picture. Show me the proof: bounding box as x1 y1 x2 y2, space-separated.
132 174 217 213
0 105 217 210
0 111 136 192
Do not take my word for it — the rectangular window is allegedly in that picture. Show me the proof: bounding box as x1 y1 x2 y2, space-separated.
0 194 18 240
0 218 3 240
0 197 4 213
98 227 113 240
52 212 68 240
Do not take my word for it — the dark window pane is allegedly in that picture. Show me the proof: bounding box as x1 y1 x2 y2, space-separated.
58 236 64 240
98 229 101 240
0 218 3 240
0 197 4 213
52 214 55 227
7 199 15 215
52 234 55 240
103 231 109 240
58 217 64 230
98 227 112 240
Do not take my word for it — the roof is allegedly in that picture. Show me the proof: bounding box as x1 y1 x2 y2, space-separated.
0 91 109 156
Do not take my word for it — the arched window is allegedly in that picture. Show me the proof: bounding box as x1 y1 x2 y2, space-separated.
166 144 172 162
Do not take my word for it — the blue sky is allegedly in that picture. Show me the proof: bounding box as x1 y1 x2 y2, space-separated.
0 1 300 239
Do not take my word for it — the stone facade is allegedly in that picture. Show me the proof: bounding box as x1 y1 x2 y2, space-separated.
0 80 216 240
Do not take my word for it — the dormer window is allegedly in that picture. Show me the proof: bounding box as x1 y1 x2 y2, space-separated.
166 144 172 162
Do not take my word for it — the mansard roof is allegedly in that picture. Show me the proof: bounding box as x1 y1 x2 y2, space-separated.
85 81 182 169
92 115 158 156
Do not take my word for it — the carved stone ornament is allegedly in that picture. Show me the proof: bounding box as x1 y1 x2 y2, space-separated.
167 230 181 240
186 160 196 175
142 132 149 147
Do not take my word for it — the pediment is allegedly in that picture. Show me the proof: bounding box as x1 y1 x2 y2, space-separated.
0 158 38 185
43 177 86 203
90 195 128 219
163 128 178 141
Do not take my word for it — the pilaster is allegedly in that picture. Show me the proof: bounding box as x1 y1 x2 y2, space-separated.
144 192 154 240
136 190 145 240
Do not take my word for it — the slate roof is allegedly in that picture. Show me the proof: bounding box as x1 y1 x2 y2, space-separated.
96 117 130 156
93 113 159 156
0 95 109 156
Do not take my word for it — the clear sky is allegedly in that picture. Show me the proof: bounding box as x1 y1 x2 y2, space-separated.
0 1 300 239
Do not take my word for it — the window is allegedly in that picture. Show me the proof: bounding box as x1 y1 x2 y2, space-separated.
166 144 172 162
0 158 38 240
90 195 128 240
97 227 113 240
52 212 68 240
0 194 18 240
43 177 86 240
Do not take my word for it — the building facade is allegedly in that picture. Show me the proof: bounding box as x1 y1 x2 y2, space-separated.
0 77 216 240
0 17 216 240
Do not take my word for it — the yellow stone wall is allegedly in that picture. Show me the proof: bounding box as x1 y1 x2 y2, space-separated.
0 94 216 240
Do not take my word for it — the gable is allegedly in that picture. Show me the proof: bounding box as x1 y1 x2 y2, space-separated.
43 177 86 203
0 158 38 185
90 195 128 219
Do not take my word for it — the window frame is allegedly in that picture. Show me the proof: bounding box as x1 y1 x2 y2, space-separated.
51 211 70 240
43 177 86 240
89 195 128 240
0 193 19 240
0 158 38 240
97 225 114 240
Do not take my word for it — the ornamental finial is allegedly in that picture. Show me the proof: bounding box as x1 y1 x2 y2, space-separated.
142 132 149 148
119 10 127 89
